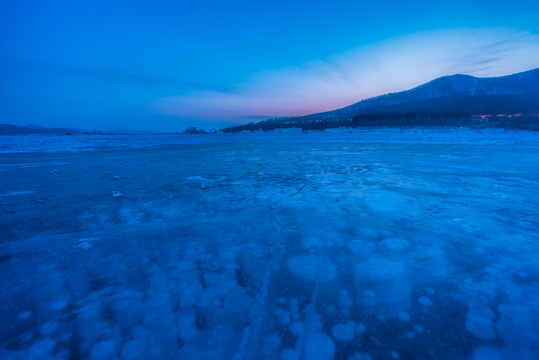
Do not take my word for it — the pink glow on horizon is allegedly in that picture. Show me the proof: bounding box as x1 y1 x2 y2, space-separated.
153 29 539 123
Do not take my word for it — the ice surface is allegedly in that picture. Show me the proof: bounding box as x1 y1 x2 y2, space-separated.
0 191 34 196
331 323 355 342
287 255 337 282
417 296 433 306
0 129 538 359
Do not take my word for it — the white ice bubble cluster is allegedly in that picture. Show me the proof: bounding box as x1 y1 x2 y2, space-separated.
287 255 337 283
2 130 538 359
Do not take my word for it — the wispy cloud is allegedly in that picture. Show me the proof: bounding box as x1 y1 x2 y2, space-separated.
1 59 229 92
153 29 539 123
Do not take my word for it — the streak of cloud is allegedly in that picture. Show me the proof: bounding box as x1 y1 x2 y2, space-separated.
1 59 229 92
153 29 539 123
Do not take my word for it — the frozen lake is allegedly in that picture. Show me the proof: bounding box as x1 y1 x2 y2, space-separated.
1 130 538 359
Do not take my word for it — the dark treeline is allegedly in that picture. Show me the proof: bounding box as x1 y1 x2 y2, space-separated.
222 113 539 132
182 127 218 134
352 112 471 128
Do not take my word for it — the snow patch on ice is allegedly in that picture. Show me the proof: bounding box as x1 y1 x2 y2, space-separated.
186 175 227 182
73 237 98 250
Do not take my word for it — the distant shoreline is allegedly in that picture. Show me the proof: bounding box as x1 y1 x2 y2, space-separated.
1 128 537 154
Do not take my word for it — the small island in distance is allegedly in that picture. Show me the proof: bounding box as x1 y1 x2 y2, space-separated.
223 68 539 132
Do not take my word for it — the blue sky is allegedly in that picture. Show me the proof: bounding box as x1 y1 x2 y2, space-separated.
1 1 538 131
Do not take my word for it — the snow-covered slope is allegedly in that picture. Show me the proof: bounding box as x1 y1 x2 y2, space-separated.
311 68 539 118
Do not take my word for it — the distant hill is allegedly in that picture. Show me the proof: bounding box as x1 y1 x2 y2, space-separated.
0 124 81 135
223 68 539 132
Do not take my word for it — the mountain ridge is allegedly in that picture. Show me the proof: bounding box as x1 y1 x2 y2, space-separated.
223 68 539 132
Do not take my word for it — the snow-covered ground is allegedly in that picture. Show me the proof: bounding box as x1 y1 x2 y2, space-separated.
0 130 538 359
